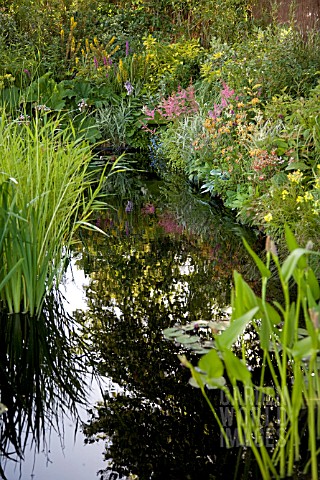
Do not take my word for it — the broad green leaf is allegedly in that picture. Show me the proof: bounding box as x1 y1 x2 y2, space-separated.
217 307 259 350
264 300 281 325
291 335 320 359
199 349 224 378
242 237 271 279
280 302 296 347
256 298 281 351
281 248 309 282
223 350 251 384
297 328 309 337
285 162 309 171
284 224 300 252
306 270 320 301
232 272 259 319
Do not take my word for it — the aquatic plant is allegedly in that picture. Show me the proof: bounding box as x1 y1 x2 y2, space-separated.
0 112 107 316
181 226 320 479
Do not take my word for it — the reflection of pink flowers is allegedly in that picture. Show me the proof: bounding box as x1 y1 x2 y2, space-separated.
158 212 183 235
141 203 155 215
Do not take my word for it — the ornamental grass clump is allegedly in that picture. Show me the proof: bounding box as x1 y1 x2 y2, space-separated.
0 113 106 316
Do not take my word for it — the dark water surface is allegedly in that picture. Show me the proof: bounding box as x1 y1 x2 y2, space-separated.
1 177 263 480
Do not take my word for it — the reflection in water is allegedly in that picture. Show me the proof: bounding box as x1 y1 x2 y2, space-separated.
0 293 89 479
75 181 263 479
0 173 264 480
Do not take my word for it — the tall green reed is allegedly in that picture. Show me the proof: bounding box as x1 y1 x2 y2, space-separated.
0 112 108 316
181 226 320 479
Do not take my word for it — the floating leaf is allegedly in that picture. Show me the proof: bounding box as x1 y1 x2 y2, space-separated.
192 347 213 354
206 376 226 389
162 327 181 338
182 324 196 332
209 321 230 332
189 377 201 388
175 335 198 345
201 340 215 349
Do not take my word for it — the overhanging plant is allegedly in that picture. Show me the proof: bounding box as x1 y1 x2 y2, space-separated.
180 225 320 479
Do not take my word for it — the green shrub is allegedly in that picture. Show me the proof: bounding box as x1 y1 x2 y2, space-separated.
201 26 320 102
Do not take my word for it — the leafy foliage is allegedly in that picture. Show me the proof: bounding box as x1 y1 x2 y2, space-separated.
181 228 320 479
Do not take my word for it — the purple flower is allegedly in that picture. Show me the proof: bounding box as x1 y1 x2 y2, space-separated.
125 41 130 57
23 69 31 78
94 56 99 69
124 81 134 95
125 200 133 213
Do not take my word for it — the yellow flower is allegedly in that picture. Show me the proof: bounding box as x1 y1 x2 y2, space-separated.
250 97 260 105
264 213 273 222
281 189 289 200
288 170 303 183
304 191 313 201
296 196 304 203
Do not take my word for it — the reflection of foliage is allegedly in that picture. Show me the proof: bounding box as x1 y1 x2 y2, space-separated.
74 191 265 478
0 293 88 478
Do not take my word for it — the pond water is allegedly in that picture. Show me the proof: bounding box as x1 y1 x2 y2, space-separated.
1 175 266 480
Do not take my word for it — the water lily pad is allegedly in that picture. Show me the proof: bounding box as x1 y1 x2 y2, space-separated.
201 340 215 349
209 321 229 332
188 377 201 388
191 347 212 354
162 327 182 338
206 376 226 389
181 324 196 332
175 335 199 344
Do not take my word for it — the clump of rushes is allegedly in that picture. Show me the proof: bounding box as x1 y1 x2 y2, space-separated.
0 112 108 316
